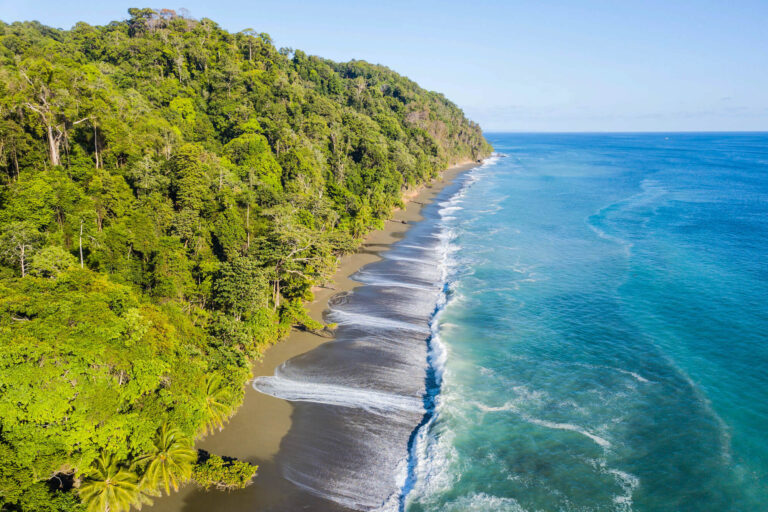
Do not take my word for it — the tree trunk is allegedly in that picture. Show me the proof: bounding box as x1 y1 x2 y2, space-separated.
79 220 84 268
47 125 60 166
273 280 277 310
19 244 26 277
246 203 250 251
12 148 19 180
93 123 100 169
272 277 281 311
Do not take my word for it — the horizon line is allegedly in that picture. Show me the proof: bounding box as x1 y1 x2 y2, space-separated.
482 130 768 134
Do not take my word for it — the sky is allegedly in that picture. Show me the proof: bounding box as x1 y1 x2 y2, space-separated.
1 0 767 132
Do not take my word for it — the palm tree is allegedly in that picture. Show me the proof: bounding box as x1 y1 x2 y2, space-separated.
135 423 197 495
202 374 232 434
78 454 141 512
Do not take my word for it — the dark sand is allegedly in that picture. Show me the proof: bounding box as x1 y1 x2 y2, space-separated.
150 160 479 512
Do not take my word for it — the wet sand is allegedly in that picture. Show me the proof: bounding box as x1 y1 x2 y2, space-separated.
150 160 479 512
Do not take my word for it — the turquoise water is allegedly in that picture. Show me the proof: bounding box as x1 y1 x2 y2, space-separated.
406 133 768 511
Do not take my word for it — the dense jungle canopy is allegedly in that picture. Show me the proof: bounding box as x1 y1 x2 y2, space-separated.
0 8 490 511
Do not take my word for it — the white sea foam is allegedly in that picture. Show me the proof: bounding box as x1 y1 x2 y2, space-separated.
282 469 402 512
525 416 611 449
255 155 503 512
328 309 431 334
354 272 439 291
396 243 431 250
407 425 460 504
442 493 528 512
399 158 492 507
252 375 423 414
613 368 651 383
472 400 611 449
607 468 640 511
383 254 433 264
475 206 504 214
364 456 411 512
475 401 518 413
574 362 652 384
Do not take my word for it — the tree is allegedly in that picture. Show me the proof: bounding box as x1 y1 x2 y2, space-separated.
201 374 233 434
224 130 283 193
87 170 134 232
169 144 212 212
29 245 77 278
252 205 336 308
212 208 246 259
0 221 42 276
78 454 141 512
279 147 323 194
213 257 269 320
239 29 258 61
127 8 157 36
13 60 91 167
135 424 196 495
192 452 257 491
148 237 195 300
0 118 32 181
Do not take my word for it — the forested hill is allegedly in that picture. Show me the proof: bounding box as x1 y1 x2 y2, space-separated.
0 8 491 512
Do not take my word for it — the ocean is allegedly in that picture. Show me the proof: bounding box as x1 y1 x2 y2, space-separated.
255 133 768 511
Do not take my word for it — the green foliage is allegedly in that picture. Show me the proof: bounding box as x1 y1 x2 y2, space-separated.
78 455 142 512
5 481 84 512
0 221 43 276
0 271 206 478
169 144 213 212
0 7 490 510
200 374 234 435
281 299 324 332
29 246 78 278
192 452 257 491
213 257 269 320
135 424 197 495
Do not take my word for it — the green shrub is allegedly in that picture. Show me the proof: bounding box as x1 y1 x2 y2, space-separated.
192 452 258 491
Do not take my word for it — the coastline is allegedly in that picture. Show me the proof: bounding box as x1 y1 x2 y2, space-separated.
150 159 481 512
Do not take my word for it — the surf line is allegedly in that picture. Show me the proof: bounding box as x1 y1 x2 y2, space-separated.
395 171 475 510
396 282 449 511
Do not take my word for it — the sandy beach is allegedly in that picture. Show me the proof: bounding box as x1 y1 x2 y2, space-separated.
150 160 479 512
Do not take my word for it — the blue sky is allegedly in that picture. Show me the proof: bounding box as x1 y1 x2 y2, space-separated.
2 0 766 132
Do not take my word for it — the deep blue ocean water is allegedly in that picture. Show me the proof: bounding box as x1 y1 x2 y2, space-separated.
405 133 768 511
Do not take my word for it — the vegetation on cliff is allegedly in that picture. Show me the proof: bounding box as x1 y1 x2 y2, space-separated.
0 8 490 511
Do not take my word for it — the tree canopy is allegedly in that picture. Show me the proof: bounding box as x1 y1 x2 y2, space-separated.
0 8 490 511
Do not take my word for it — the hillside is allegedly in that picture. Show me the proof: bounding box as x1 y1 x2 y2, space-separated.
0 8 491 511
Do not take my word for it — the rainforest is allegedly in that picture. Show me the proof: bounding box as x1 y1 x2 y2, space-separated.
0 8 491 511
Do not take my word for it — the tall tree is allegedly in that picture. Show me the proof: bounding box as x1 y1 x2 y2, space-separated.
13 60 91 167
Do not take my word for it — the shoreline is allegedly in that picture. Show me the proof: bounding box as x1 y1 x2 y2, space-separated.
150 159 481 512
